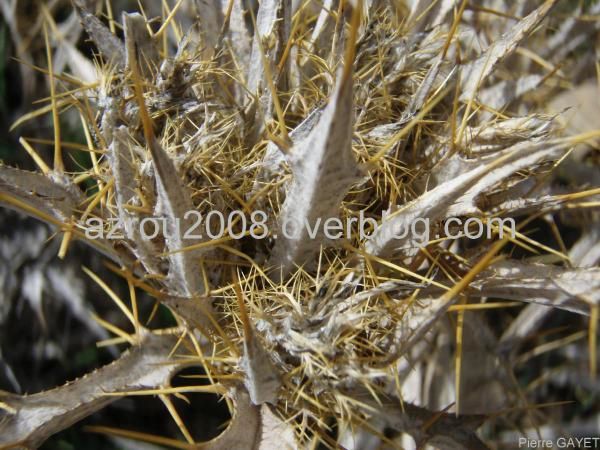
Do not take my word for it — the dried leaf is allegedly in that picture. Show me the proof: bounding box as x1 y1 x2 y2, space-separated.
349 390 488 449
407 54 446 115
234 278 282 406
479 75 544 113
149 137 206 297
366 140 565 257
0 333 183 448
204 389 261 450
247 0 288 96
73 0 125 67
0 167 126 265
254 104 324 185
457 115 553 154
499 303 553 356
245 0 290 140
472 260 600 314
60 38 99 84
460 0 556 102
226 0 252 77
306 0 337 54
542 1 600 61
123 13 160 81
242 329 281 405
490 194 564 217
570 226 600 269
0 165 83 221
194 0 224 54
269 68 358 275
257 405 297 450
202 389 298 450
110 128 162 274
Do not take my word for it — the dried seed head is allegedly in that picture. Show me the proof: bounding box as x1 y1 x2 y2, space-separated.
1 0 600 448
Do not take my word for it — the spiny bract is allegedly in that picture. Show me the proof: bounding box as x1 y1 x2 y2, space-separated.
1 0 599 449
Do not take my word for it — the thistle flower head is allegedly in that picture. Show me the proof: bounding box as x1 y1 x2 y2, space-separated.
1 1 599 448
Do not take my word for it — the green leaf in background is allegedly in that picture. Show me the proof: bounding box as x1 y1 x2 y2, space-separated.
73 347 100 369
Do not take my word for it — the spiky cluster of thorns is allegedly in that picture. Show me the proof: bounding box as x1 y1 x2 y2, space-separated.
1 0 600 448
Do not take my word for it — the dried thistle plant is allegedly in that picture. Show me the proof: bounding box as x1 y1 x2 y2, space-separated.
1 0 599 448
